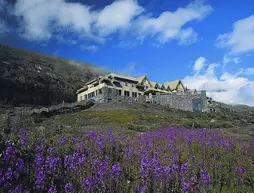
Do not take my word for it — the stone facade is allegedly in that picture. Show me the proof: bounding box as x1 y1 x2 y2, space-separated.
151 90 207 112
87 87 208 112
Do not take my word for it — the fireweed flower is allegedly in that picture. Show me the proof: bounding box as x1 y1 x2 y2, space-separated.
58 136 67 144
180 162 189 176
5 168 13 181
8 185 24 193
64 152 85 172
65 183 73 193
82 177 93 191
35 142 45 154
48 187 57 193
136 185 147 193
111 162 121 179
201 170 212 185
16 158 25 173
19 128 28 148
236 166 247 177
183 177 196 192
171 163 179 174
4 146 15 161
46 156 61 173
35 154 44 168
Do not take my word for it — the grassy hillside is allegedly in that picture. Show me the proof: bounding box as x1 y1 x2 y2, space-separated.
27 103 254 139
0 44 107 106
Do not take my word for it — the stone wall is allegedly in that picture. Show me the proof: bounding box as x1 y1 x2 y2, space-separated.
88 87 208 112
150 91 208 112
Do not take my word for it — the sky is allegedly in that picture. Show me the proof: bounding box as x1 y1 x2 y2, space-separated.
0 0 254 106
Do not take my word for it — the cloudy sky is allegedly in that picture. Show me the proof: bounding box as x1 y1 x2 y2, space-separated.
0 0 254 106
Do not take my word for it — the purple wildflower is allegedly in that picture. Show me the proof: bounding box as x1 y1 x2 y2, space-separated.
46 156 61 173
48 187 57 193
35 168 46 190
180 162 189 176
201 170 212 185
5 168 13 181
4 146 15 161
111 162 121 179
236 166 247 177
183 177 196 192
82 177 93 191
19 128 28 148
58 136 67 144
137 185 147 193
171 163 179 174
16 158 25 173
65 183 73 193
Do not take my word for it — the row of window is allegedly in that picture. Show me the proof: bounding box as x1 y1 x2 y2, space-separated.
80 89 102 101
79 89 142 101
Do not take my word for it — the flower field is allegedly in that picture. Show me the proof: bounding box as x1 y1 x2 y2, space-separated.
0 127 253 193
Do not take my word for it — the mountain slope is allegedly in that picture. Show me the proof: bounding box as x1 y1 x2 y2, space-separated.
0 44 107 106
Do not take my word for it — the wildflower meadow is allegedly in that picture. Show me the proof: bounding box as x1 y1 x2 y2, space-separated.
0 127 253 193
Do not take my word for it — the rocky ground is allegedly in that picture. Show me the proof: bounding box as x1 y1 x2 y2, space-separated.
0 44 106 106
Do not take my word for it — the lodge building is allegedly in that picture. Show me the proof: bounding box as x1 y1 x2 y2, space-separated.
76 73 195 102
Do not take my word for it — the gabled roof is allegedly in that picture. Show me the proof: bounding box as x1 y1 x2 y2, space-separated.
164 80 183 90
150 81 159 88
136 75 153 87
106 73 138 82
136 75 146 83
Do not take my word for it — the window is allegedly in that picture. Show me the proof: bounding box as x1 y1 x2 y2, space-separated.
99 89 102 94
85 95 88 99
124 91 129 96
80 96 83 101
125 83 128 86
118 90 122 96
108 88 112 94
132 92 137 97
132 84 134 87
135 92 137 97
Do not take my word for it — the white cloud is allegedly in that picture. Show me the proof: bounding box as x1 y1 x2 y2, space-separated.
223 55 240 65
183 57 254 106
13 0 96 41
193 56 207 72
134 0 213 44
216 15 254 54
237 68 254 76
5 0 212 47
95 0 144 36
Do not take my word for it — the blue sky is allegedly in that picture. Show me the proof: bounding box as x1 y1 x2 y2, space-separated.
0 0 254 105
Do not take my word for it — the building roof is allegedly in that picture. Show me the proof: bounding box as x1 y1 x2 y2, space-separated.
164 80 182 90
79 73 187 93
150 81 159 88
107 73 138 82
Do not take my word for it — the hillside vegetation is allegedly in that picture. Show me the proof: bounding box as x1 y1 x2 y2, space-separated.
26 103 254 138
0 44 106 106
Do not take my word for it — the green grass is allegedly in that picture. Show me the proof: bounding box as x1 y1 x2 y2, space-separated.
26 106 254 140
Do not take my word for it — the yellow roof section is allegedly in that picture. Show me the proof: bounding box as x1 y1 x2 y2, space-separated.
164 80 181 90
150 81 159 88
136 75 146 83
107 73 138 82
